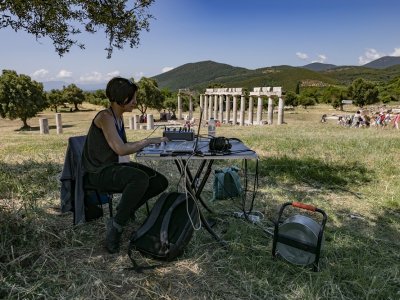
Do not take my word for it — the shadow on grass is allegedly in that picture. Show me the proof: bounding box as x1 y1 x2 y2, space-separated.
257 156 372 190
15 124 74 132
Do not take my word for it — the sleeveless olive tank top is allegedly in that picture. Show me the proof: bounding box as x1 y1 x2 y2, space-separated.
82 110 120 173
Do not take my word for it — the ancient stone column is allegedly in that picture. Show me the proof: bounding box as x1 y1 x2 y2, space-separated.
189 96 193 119
147 114 154 130
278 97 284 125
218 95 224 122
177 94 182 120
204 94 209 121
213 95 218 119
39 118 49 134
257 96 263 125
268 97 273 125
55 113 63 134
133 115 139 130
239 95 245 126
129 116 134 129
226 95 231 124
232 95 238 125
208 94 213 120
248 96 253 125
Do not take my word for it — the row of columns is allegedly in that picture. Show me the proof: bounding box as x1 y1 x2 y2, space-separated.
198 94 284 125
39 113 157 134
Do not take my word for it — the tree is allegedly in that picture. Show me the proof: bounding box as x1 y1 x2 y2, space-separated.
322 86 348 110
136 77 164 117
284 91 298 108
380 76 400 102
348 78 379 107
298 95 316 109
46 89 64 112
0 70 46 129
0 0 155 58
62 84 85 111
84 89 108 107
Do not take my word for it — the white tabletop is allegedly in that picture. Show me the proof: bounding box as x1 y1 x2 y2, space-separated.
135 138 258 161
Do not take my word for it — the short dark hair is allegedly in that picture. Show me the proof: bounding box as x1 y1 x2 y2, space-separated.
106 77 138 105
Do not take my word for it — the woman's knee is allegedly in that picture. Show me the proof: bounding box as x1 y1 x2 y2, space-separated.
123 169 150 188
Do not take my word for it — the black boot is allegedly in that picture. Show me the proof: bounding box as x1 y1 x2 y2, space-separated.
106 218 123 254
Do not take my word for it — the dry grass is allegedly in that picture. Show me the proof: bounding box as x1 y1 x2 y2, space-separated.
0 103 399 299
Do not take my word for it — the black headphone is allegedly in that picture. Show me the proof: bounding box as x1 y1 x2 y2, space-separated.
209 137 232 153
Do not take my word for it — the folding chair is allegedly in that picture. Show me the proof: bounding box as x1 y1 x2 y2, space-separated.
60 135 114 224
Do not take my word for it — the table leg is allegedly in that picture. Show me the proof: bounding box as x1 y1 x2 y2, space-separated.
174 159 227 248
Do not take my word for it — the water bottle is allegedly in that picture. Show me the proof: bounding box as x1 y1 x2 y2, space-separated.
208 117 216 137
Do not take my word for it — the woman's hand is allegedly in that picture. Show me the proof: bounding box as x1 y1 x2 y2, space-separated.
146 137 169 145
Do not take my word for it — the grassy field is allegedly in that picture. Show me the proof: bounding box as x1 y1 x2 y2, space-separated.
0 104 399 299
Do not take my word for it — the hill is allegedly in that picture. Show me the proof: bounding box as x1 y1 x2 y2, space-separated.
152 56 400 93
363 56 400 69
302 62 337 71
152 61 339 92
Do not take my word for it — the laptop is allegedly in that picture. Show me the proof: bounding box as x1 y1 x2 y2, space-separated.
165 108 203 154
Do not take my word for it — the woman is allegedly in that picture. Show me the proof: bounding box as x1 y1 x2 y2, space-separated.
82 77 168 253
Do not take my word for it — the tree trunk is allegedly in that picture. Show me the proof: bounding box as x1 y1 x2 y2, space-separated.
21 117 30 130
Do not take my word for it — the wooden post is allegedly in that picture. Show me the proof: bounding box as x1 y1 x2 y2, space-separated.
39 118 49 134
55 113 63 134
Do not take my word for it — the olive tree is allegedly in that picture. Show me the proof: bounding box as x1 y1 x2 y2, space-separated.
136 77 164 118
348 78 379 107
46 89 64 112
0 70 46 129
62 84 85 111
0 0 156 58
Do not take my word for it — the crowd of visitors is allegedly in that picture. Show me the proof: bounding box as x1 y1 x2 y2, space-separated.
336 109 400 129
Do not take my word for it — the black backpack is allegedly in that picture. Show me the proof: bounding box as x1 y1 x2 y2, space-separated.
128 192 199 270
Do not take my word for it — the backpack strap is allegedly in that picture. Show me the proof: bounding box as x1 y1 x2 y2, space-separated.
159 193 187 249
128 192 171 273
130 192 169 241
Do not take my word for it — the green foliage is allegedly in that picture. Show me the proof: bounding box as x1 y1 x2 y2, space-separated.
62 84 85 111
348 78 379 107
0 70 46 128
284 91 298 107
298 96 316 109
0 0 155 58
84 90 108 108
46 89 64 112
379 76 400 102
136 77 164 116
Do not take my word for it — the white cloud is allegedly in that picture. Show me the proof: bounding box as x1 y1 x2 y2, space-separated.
316 54 327 63
390 48 400 56
296 52 309 60
106 70 120 79
79 71 103 83
57 69 73 79
133 72 144 81
162 66 174 73
358 48 383 65
31 69 49 79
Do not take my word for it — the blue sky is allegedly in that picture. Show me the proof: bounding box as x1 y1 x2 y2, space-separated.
1 0 400 86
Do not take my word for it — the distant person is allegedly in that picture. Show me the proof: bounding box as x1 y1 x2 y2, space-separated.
81 77 169 253
393 112 400 130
